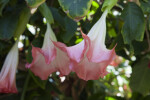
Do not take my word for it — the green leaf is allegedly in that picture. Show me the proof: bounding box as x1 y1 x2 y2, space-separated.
102 0 118 12
39 3 54 24
58 0 93 20
140 0 150 13
0 11 19 40
132 40 148 55
25 0 45 8
0 0 9 16
50 7 77 43
50 7 65 26
62 17 78 43
121 2 145 45
0 41 11 55
14 7 31 38
130 56 150 95
92 1 99 9
0 6 30 40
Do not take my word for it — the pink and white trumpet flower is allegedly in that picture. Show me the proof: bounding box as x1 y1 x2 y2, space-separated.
0 41 19 93
59 10 116 81
26 24 70 80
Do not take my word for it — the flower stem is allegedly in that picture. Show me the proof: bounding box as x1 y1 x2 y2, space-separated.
21 72 30 100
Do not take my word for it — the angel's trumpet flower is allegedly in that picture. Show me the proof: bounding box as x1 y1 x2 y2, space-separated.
26 24 70 80
0 41 19 93
60 10 116 81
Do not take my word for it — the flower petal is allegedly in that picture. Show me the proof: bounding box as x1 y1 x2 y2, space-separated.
70 41 116 81
52 45 71 76
26 45 70 80
86 10 115 63
26 46 53 80
42 24 57 64
0 73 17 93
72 57 109 81
66 32 91 63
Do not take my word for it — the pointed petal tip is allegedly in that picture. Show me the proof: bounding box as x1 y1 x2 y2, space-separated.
53 41 67 52
80 28 91 44
25 63 31 68
113 43 117 49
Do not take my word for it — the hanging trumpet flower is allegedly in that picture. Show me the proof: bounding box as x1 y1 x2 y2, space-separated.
56 10 116 81
26 24 71 80
0 41 19 93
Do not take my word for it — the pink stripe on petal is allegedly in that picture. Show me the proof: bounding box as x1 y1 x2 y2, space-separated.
42 47 56 64
41 24 57 64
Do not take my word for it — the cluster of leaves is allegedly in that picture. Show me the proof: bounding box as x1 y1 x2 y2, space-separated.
0 0 150 100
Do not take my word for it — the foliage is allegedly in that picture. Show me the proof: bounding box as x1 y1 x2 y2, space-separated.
58 0 93 20
0 0 150 100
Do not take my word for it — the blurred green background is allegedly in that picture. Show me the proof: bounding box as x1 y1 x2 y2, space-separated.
0 0 150 100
